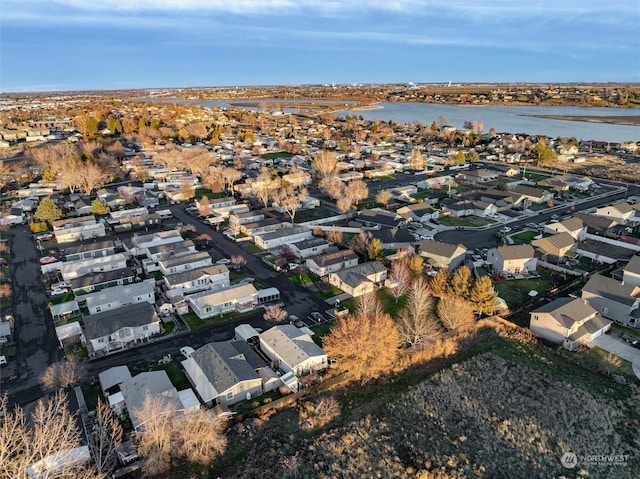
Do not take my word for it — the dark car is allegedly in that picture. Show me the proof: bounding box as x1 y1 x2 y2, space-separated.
430 218 441 225
309 312 325 323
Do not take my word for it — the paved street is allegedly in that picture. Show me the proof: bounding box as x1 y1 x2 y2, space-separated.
2 225 62 406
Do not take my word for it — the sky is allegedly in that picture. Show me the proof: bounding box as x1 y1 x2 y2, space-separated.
1 0 639 92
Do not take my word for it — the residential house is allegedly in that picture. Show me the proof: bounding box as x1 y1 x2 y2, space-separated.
594 201 636 224
328 261 387 297
573 213 618 235
59 253 128 280
487 245 537 275
52 215 96 231
417 175 454 190
529 297 611 350
544 217 587 241
158 251 213 276
622 255 640 288
182 341 264 406
356 209 403 229
70 267 137 296
306 249 359 276
186 283 259 319
111 213 162 233
419 240 467 271
396 203 440 223
83 302 161 355
288 237 332 259
80 279 156 315
459 168 499 184
0 320 13 346
581 274 640 327
253 226 312 250
532 233 576 262
108 207 149 222
259 324 328 376
120 371 199 431
441 200 475 218
98 366 132 412
61 238 115 262
54 222 106 244
164 265 230 299
478 189 517 210
473 200 498 217
146 240 196 263
124 229 184 257
368 228 416 250
238 218 282 236
49 300 80 322
510 185 554 206
54 321 85 348
229 210 264 230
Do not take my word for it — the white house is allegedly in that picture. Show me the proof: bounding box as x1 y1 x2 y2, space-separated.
327 261 388 297
253 226 312 250
83 302 161 355
81 279 156 315
259 324 328 376
164 265 230 299
288 237 332 259
157 251 213 276
594 201 636 224
306 249 359 276
486 244 537 275
187 283 259 319
59 253 128 280
54 222 106 244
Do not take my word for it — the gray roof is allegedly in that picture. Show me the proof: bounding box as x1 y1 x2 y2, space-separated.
164 265 229 287
357 209 401 228
291 237 330 251
191 341 262 394
337 261 386 278
255 225 310 241
158 251 212 269
568 314 611 341
147 240 195 256
50 300 80 317
83 302 158 340
61 238 114 256
532 297 598 329
120 371 181 430
496 244 535 260
99 365 132 393
83 279 155 311
369 228 415 245
0 321 11 337
624 255 640 276
309 249 358 268
532 232 575 254
260 324 327 369
573 213 617 232
420 240 466 258
582 274 640 307
70 267 136 290
510 184 549 198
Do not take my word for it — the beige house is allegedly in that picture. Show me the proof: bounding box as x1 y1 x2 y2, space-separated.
594 201 635 224
306 249 359 276
622 255 640 288
531 232 576 261
328 261 387 297
543 217 587 241
487 244 537 275
530 297 611 350
419 240 466 271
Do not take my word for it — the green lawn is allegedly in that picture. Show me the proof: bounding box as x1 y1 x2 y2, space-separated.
159 321 176 337
181 308 264 330
150 362 191 391
493 270 555 309
587 346 634 376
315 286 344 300
194 188 226 200
376 288 407 318
439 215 497 227
289 272 321 287
229 270 249 282
311 322 334 347
612 323 640 339
49 293 75 305
522 172 550 181
243 244 266 255
64 342 88 358
54 316 83 327
82 384 101 411
510 230 539 245
261 151 294 160
0 344 17 357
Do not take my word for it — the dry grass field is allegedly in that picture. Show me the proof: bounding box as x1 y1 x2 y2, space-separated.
212 326 640 479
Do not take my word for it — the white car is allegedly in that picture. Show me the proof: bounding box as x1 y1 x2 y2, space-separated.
50 287 69 296
499 226 512 234
180 346 195 359
215 258 231 265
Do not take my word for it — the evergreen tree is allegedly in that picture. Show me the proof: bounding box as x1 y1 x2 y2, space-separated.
91 198 110 215
367 238 383 261
450 265 473 300
430 268 451 298
35 198 63 223
469 276 499 316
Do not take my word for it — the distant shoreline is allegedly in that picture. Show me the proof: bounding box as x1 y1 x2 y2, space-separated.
521 114 640 126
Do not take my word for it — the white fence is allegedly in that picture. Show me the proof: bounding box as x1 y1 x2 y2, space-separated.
585 233 640 253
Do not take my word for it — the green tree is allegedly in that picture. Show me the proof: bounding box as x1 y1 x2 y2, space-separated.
469 275 499 316
450 265 473 300
430 268 451 298
87 117 98 135
456 151 466 166
367 238 383 261
91 198 110 215
532 142 557 166
41 169 57 184
35 198 62 223
468 150 480 163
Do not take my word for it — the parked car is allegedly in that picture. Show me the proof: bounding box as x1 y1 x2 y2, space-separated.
50 287 69 296
499 226 512 233
238 277 255 284
36 233 54 241
40 256 58 265
430 218 441 225
180 346 195 359
287 263 299 271
215 258 231 265
309 312 325 323
551 214 560 220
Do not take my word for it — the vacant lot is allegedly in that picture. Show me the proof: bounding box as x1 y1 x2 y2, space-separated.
214 330 639 479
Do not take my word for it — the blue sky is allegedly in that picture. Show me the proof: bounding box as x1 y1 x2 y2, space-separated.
1 1 639 92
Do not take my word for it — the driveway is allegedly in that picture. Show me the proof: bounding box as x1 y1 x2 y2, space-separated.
4 225 62 406
590 334 640 379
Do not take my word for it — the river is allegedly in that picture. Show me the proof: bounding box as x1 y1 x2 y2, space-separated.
135 98 639 143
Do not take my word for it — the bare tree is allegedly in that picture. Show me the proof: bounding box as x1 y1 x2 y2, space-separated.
179 180 195 200
91 399 123 475
134 396 173 476
222 166 242 194
271 185 308 223
230 254 247 270
203 165 226 193
356 291 384 321
41 356 87 391
0 283 11 299
326 227 343 245
318 176 344 200
389 260 410 303
172 410 227 466
253 167 278 208
263 305 288 323
197 195 211 216
76 162 108 196
375 189 392 206
312 149 338 179
323 310 399 384
397 277 441 347
0 392 102 479
344 179 368 207
408 147 425 170
437 295 475 330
